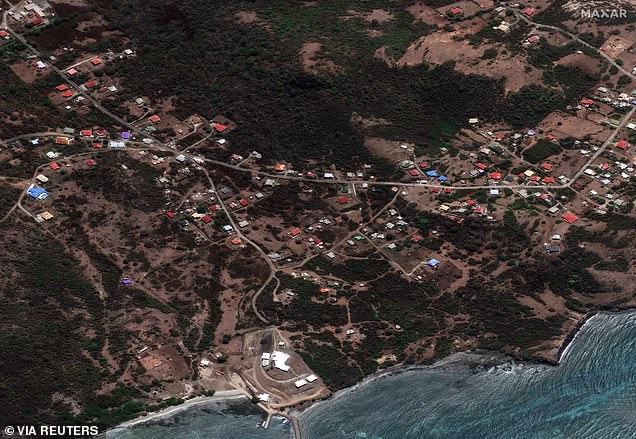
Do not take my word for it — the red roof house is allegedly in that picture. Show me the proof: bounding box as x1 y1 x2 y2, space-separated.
66 68 78 76
289 228 302 237
419 162 428 168
85 159 96 167
527 36 540 43
541 163 552 171
149 115 161 123
0 30 8 38
91 58 102 66
231 238 242 245
209 205 218 212
239 199 248 206
615 140 629 150
408 169 420 176
81 129 93 137
338 197 349 204
530 175 540 182
167 211 175 218
201 215 212 224
411 234 422 243
546 134 556 141
524 7 535 16
49 162 60 170
580 99 594 106
563 213 579 224
31 17 43 25
213 123 229 132
55 84 69 91
475 163 486 170
490 172 502 180
542 176 555 184
55 137 70 145
61 90 73 98
84 80 97 89
449 7 462 15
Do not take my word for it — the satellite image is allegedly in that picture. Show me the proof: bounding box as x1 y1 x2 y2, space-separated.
1 0 636 438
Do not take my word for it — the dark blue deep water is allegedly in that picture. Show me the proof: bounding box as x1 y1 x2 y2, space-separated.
107 311 636 439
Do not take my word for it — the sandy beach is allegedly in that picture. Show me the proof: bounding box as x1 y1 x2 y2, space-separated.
113 390 247 430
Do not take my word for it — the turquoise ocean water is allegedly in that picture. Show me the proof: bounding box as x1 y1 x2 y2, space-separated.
107 311 636 439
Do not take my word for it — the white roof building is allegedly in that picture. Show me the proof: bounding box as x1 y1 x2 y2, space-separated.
271 351 291 372
306 374 318 382
294 379 308 388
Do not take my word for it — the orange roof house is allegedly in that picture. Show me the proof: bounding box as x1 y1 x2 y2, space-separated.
55 137 70 145
563 213 579 224
274 163 286 172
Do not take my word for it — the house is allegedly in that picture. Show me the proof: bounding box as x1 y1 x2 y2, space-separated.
427 259 440 268
425 170 438 177
524 7 535 16
109 140 125 148
541 163 552 171
258 394 270 403
546 246 560 254
289 228 302 237
449 7 463 16
90 58 102 66
175 154 187 163
274 163 286 172
149 115 161 123
81 129 93 137
49 162 60 170
84 80 97 89
527 35 540 43
135 97 145 106
0 30 8 39
324 172 334 179
580 98 594 106
408 169 419 176
213 123 229 132
55 84 68 91
38 211 54 221
201 215 212 224
490 172 502 180
542 177 555 184
475 163 486 170
411 234 422 243
238 220 249 228
338 197 349 204
615 140 629 150
36 174 49 184
27 186 48 200
55 137 71 145
61 90 73 98
85 159 96 167
121 132 131 140
306 374 318 383
66 68 78 76
562 213 579 224
231 238 241 245
166 211 175 218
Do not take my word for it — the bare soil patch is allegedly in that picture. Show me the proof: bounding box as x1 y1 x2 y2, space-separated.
299 42 339 75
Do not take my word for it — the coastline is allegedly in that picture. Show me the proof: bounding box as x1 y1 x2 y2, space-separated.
108 309 636 438
297 309 634 421
111 390 247 430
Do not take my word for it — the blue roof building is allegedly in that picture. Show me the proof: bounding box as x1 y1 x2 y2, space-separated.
27 186 48 200
438 175 448 182
427 259 440 267
426 170 439 177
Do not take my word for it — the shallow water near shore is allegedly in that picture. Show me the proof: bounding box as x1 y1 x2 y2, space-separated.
108 311 636 439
